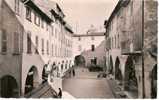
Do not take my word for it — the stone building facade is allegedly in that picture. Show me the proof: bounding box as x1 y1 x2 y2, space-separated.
73 32 105 67
104 0 157 98
81 40 106 68
0 0 74 97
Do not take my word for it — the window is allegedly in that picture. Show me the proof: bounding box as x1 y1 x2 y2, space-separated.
91 36 94 40
52 44 53 56
46 23 48 31
52 26 54 36
34 13 37 24
47 40 49 55
118 34 120 48
55 45 57 57
41 38 44 55
35 36 39 54
51 15 55 22
112 37 113 49
13 32 20 54
130 1 133 16
60 48 62 57
1 30 7 53
94 57 97 65
115 36 116 48
91 57 97 65
27 33 32 54
55 29 57 38
58 48 59 57
15 0 20 14
91 44 95 51
34 12 40 26
26 6 31 21
78 45 81 51
41 19 44 28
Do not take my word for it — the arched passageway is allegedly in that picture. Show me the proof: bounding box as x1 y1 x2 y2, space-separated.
42 64 48 83
1 75 19 98
124 56 138 97
151 64 157 98
61 64 64 71
115 57 123 81
65 62 67 69
74 55 85 66
109 56 114 75
25 66 39 94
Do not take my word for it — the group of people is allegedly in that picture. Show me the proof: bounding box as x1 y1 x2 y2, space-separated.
69 68 76 77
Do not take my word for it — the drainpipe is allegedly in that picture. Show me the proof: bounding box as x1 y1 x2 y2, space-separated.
141 0 145 98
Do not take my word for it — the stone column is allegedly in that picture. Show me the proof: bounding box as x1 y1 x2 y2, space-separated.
0 79 1 97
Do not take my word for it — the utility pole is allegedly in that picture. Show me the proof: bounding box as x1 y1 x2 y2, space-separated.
142 0 145 98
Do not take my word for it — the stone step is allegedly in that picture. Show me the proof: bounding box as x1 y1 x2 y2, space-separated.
25 82 57 98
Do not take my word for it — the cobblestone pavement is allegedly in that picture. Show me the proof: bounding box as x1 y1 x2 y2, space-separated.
62 67 114 98
62 91 75 99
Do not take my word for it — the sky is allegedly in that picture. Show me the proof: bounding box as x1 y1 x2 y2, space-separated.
50 0 119 34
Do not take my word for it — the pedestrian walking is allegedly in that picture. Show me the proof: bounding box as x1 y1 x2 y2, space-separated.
58 88 62 98
73 69 75 76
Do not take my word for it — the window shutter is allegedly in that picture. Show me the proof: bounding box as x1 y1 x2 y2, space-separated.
1 29 7 53
13 32 19 54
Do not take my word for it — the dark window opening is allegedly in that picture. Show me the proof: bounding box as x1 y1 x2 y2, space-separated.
26 6 31 21
91 45 95 51
34 12 40 26
13 32 20 54
47 40 49 55
1 29 7 53
35 36 39 54
15 0 20 15
41 39 44 55
27 33 32 54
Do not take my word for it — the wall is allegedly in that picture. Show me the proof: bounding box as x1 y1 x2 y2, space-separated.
81 40 106 68
143 0 157 98
0 0 24 96
105 0 157 98
73 35 105 58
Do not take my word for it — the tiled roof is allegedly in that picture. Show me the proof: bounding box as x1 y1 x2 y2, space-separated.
24 0 52 22
35 0 64 17
33 0 54 17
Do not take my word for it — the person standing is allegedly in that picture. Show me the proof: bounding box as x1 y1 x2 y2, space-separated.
58 88 62 98
73 69 75 77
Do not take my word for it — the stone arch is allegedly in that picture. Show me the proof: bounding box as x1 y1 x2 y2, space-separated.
56 62 61 77
124 56 138 97
52 62 56 70
24 66 39 94
150 64 157 98
74 55 85 66
109 55 114 75
42 64 48 83
58 62 60 71
0 75 19 98
69 60 72 68
61 63 64 71
65 60 68 69
51 62 57 74
115 57 123 81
